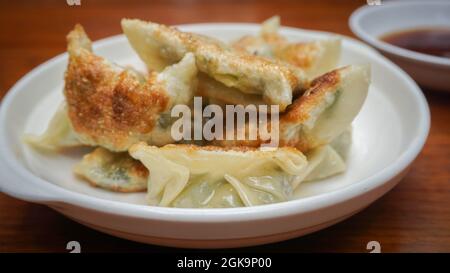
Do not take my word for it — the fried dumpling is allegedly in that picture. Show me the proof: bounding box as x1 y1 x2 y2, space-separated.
232 16 283 57
280 65 369 151
232 16 341 78
64 24 197 152
171 145 347 208
24 103 82 151
216 65 370 152
129 142 308 207
74 147 148 192
122 19 309 111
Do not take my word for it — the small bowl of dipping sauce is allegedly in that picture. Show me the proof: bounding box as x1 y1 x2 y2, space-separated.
350 1 450 91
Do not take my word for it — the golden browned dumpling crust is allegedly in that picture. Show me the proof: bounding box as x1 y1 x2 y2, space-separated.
65 25 197 151
281 68 340 124
65 25 169 151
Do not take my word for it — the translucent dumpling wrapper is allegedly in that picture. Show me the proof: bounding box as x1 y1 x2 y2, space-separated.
24 103 82 151
329 126 352 161
216 65 370 152
121 19 309 111
74 147 148 192
127 141 348 208
289 129 350 188
64 24 198 152
129 142 309 207
232 16 341 79
70 134 348 205
171 176 245 208
302 145 346 183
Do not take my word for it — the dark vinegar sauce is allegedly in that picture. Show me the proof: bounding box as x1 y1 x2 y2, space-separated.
381 28 450 58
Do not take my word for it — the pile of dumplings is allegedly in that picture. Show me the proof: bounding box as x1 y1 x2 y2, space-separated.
26 16 370 208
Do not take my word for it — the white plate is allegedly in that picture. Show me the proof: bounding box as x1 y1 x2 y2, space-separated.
0 23 430 248
350 0 450 91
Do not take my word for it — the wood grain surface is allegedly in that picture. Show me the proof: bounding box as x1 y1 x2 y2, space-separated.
0 0 449 253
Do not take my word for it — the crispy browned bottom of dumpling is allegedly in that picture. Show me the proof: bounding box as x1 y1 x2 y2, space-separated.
65 25 169 151
74 147 148 192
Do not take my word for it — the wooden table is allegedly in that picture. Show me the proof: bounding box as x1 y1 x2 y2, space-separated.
0 0 449 253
